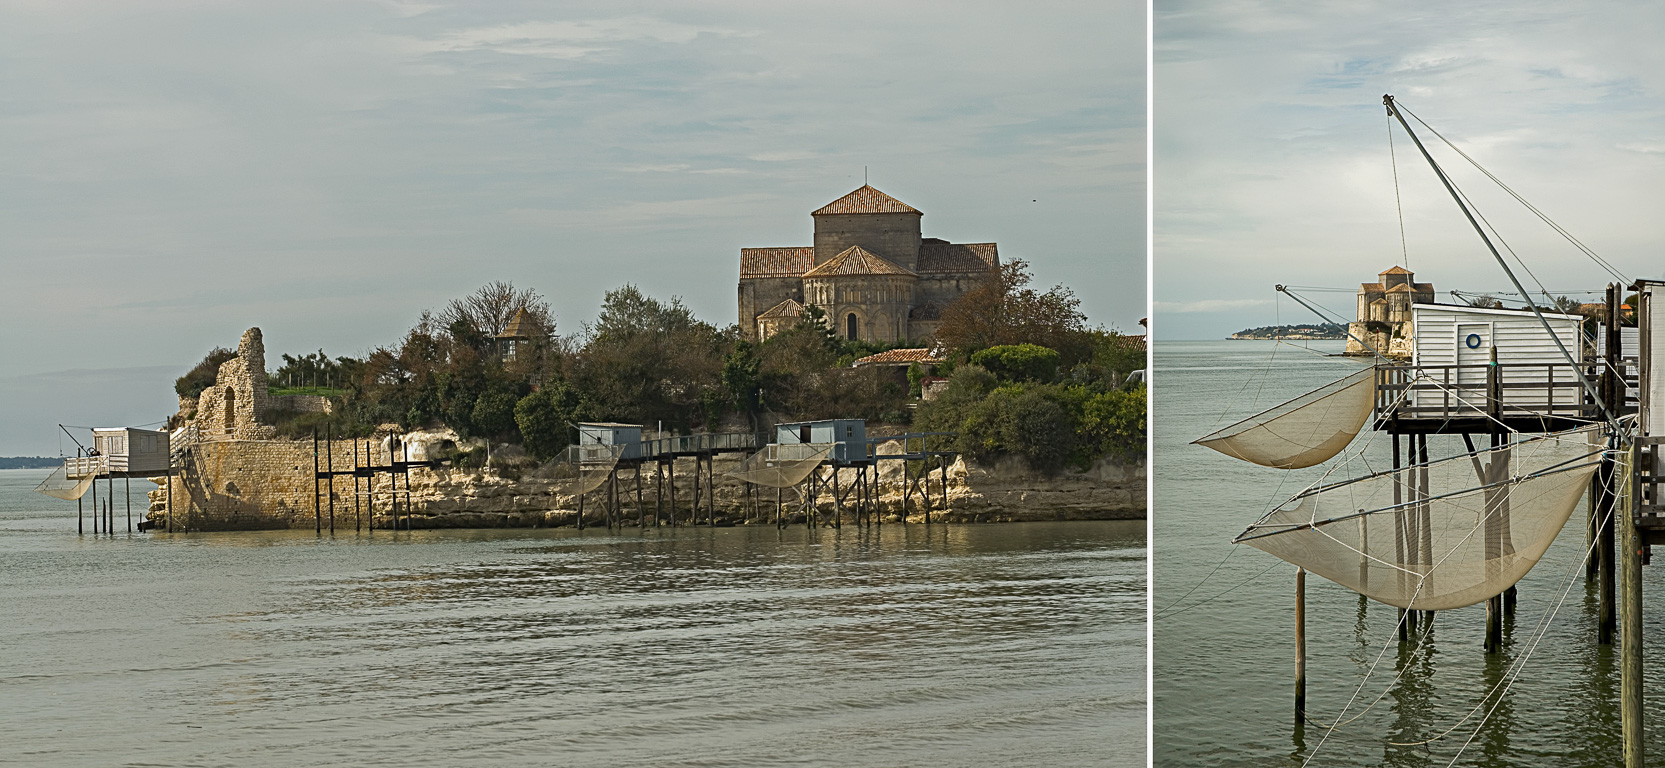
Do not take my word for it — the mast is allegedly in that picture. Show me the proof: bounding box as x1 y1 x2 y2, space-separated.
1381 94 1613 429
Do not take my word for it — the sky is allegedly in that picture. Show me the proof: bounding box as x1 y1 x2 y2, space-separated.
0 1 1146 456
1155 1 1665 340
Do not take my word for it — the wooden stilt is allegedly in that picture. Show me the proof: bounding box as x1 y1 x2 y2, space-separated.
668 458 676 527
1620 438 1643 768
91 469 98 534
326 428 335 535
637 464 645 528
313 430 321 534
165 467 172 533
1295 567 1307 724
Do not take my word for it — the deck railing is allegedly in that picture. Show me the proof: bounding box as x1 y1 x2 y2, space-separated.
1374 363 1606 423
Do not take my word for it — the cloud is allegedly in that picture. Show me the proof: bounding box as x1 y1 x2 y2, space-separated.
1155 298 1276 314
415 17 749 59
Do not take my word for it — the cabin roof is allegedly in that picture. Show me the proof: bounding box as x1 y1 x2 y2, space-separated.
740 247 815 277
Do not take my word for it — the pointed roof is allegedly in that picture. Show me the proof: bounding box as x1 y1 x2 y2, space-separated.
1380 266 1413 276
497 308 533 339
802 246 917 278
812 185 921 216
757 298 805 319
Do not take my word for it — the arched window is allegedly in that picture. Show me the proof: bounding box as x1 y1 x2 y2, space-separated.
846 313 858 340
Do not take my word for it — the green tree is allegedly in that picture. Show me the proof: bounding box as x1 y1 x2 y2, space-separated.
515 383 584 460
471 391 521 441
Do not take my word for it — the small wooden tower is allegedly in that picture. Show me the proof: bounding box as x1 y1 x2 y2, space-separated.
496 309 532 361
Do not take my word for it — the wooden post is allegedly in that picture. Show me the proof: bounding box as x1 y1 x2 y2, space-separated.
577 477 585 530
668 458 676 527
1620 439 1643 768
1295 567 1307 724
165 467 172 533
390 442 399 532
125 477 131 533
313 430 321 534
655 461 664 527
354 441 361 532
833 463 843 529
637 464 645 529
364 442 374 531
91 469 98 534
327 428 335 534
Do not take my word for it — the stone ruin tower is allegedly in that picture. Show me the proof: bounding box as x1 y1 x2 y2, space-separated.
195 328 276 440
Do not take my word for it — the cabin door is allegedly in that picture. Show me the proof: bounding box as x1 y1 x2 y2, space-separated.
1455 322 1493 396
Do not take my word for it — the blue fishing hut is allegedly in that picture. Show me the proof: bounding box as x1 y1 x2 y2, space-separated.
578 422 644 461
774 419 867 465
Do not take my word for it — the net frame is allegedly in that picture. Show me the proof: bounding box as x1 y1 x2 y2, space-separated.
1234 426 1604 610
1194 366 1376 469
34 462 96 500
726 443 834 488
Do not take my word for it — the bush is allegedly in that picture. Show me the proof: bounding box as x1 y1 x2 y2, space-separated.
515 383 584 460
471 391 521 441
970 343 1061 382
175 347 237 398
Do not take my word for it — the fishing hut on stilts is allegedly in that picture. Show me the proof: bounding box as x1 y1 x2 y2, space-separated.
1195 94 1651 763
725 420 958 528
36 425 180 535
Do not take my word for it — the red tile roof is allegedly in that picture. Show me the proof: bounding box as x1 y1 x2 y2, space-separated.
740 247 814 277
757 298 805 319
802 246 917 278
919 241 998 273
851 348 944 367
811 185 921 216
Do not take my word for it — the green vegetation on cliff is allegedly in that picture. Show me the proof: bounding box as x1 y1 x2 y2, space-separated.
174 264 1146 468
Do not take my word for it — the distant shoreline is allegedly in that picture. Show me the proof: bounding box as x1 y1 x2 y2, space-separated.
1227 322 1347 341
0 457 59 470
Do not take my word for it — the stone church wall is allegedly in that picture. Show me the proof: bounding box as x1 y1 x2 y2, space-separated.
738 277 805 340
812 212 922 270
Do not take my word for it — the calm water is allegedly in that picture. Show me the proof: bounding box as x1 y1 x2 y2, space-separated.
1155 340 1665 766
0 468 1143 767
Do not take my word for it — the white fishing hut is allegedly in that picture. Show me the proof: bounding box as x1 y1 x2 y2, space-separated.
578 422 643 461
83 427 171 475
1408 303 1586 416
775 419 866 465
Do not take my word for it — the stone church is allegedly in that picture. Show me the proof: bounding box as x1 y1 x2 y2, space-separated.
737 185 999 342
1345 265 1436 357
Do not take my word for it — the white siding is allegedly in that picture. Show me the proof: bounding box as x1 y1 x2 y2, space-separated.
1411 304 1584 413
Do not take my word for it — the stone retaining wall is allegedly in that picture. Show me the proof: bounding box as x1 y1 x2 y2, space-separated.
150 437 1144 531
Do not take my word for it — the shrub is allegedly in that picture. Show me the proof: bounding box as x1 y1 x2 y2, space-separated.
515 383 583 460
175 347 237 398
970 343 1060 382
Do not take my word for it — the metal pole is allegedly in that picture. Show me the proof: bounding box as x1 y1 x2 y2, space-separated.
1384 93 1610 425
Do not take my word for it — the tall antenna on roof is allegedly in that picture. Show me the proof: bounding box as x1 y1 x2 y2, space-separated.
864 166 868 185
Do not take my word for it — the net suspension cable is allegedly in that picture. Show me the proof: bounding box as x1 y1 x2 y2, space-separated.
1385 94 1614 431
